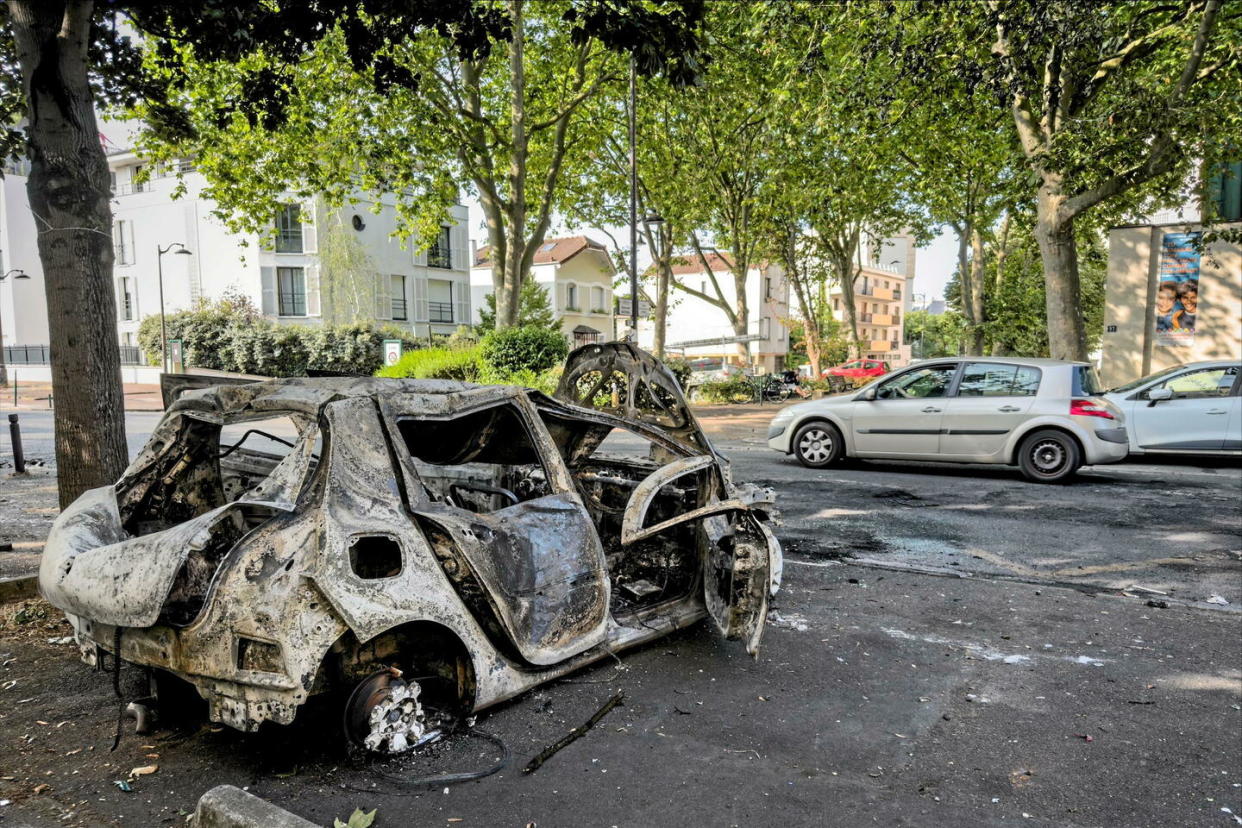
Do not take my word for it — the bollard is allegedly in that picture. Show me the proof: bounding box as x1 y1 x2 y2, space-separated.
8 413 24 473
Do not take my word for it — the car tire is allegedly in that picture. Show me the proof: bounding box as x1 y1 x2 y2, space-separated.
1018 429 1081 483
792 421 846 468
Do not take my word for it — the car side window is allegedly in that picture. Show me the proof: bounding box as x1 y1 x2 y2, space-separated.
1157 366 1237 399
875 365 956 399
957 363 1042 397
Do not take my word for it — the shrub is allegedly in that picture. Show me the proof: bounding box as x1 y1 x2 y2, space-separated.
377 346 482 381
695 377 756 404
662 356 692 390
479 326 568 375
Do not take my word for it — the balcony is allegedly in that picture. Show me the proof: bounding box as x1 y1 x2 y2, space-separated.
869 340 899 352
871 286 894 301
428 301 453 323
872 313 895 326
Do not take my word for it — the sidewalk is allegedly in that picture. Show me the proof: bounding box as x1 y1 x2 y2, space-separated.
1 380 163 411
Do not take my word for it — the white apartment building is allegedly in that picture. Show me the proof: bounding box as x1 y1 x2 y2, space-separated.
0 149 471 367
648 252 791 373
471 236 616 347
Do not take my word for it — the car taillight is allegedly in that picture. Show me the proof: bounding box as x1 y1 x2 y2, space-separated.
1070 398 1115 420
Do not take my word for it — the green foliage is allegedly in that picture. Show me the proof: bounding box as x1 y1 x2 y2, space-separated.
662 356 693 390
476 279 559 333
905 310 968 359
376 346 482 382
694 377 756 404
479 326 568 375
140 296 421 377
334 808 376 828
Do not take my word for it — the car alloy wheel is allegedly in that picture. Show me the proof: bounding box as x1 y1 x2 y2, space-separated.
793 421 843 468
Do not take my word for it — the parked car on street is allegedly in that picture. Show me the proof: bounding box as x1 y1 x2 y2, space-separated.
39 344 780 754
824 359 890 379
767 358 1128 482
1103 360 1240 455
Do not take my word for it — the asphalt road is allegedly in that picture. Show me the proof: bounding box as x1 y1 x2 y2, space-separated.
1 405 1239 827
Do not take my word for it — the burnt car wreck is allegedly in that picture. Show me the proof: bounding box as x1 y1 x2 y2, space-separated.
39 344 781 753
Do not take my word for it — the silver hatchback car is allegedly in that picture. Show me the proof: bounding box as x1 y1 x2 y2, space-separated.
767 358 1129 482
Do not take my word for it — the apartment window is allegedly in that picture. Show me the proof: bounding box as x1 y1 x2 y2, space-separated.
764 277 772 299
119 277 134 321
428 226 452 269
109 170 117 192
590 285 605 313
565 282 579 311
277 266 306 316
428 279 453 322
833 298 840 311
112 220 135 265
132 164 149 193
275 204 303 253
391 274 408 320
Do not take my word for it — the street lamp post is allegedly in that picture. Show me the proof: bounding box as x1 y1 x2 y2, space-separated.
156 243 193 373
0 268 31 387
627 55 639 343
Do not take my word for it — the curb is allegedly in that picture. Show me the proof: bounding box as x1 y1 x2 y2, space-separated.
193 785 321 828
0 575 38 603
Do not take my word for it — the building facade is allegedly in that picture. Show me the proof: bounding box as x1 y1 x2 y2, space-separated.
471 236 616 347
647 252 791 374
0 150 471 364
826 233 917 367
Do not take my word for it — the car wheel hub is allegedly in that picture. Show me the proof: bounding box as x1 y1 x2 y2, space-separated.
345 668 427 754
1032 440 1065 472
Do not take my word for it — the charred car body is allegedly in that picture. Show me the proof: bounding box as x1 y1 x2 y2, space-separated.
39 345 781 752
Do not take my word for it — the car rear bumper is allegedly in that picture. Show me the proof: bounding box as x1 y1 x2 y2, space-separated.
1083 428 1130 464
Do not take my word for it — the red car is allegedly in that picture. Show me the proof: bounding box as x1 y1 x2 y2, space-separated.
824 359 890 379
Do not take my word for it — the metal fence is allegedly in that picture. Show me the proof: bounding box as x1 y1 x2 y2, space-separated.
428 301 454 323
4 344 146 365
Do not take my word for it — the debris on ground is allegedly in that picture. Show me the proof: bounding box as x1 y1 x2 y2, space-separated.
523 692 624 774
1205 595 1230 605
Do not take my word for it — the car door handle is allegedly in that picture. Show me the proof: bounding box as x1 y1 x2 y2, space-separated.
998 405 1021 412
1206 409 1227 415
922 406 941 413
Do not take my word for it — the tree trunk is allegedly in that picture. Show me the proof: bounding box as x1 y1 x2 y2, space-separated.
10 0 129 507
498 0 528 330
1034 185 1087 361
652 227 671 358
781 229 823 376
968 227 987 355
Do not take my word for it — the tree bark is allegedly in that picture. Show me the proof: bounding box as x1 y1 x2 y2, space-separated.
1034 184 1086 361
968 227 987 355
10 0 129 507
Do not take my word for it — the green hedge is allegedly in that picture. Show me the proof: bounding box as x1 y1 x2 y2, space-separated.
377 326 566 394
376 347 482 381
138 301 422 377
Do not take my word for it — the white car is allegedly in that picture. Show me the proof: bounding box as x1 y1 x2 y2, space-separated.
766 358 1129 483
1104 360 1241 456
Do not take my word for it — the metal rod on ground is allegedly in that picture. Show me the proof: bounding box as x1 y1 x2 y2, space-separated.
522 691 624 774
8 413 25 473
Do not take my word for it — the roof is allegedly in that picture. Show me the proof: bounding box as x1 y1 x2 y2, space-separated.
914 357 1093 367
473 236 612 269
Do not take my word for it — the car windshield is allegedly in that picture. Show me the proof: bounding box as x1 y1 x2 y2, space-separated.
1108 364 1184 393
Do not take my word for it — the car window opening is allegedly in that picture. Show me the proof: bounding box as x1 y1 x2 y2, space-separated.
349 535 404 580
539 412 705 614
118 413 319 538
397 405 551 514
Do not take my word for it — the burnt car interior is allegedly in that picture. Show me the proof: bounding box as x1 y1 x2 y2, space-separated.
396 404 551 514
115 412 320 626
539 410 709 614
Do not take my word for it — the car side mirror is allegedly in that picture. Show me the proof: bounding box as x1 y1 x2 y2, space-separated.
858 387 877 401
1146 387 1173 406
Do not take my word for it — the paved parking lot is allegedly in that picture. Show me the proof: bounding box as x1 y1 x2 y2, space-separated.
1 405 1239 827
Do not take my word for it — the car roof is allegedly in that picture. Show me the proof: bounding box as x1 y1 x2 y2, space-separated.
908 357 1089 368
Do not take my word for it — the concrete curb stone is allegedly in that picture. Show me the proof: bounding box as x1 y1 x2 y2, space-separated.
0 574 38 603
192 785 321 828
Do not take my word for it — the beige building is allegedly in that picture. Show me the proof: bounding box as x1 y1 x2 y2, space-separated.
471 236 616 347
829 264 911 366
1100 220 1241 388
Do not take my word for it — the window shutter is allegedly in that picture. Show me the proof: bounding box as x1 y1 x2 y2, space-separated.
301 201 317 253
413 238 427 267
374 272 390 320
306 264 321 316
125 221 136 265
413 276 429 321
115 278 125 320
451 225 468 271
556 281 566 310
453 282 469 326
261 267 277 315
